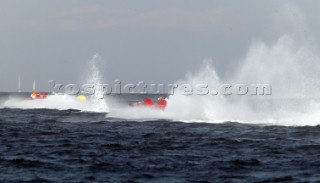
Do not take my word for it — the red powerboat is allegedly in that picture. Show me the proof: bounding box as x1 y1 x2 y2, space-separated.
129 97 168 110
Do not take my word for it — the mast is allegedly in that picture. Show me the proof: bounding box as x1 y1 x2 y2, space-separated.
18 75 22 93
33 80 36 91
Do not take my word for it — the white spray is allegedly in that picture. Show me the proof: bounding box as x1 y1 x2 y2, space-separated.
2 53 110 113
85 53 109 113
108 2 320 126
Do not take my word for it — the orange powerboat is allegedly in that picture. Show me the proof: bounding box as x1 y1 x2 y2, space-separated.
31 91 47 99
30 80 47 99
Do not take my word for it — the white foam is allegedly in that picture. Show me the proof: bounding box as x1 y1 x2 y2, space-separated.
2 94 107 113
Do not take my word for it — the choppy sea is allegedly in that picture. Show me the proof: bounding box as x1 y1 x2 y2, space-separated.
0 92 320 183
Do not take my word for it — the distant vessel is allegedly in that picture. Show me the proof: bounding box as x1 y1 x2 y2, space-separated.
30 80 47 99
18 75 22 93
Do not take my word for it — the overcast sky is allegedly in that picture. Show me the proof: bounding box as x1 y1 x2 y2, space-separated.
1 0 320 91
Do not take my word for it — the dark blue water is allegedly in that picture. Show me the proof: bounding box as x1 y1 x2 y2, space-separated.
1 107 320 183
0 93 320 182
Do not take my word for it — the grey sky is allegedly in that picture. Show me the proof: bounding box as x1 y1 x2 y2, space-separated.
0 0 319 91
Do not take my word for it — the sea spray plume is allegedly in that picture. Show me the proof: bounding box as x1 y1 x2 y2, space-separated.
165 33 320 125
107 1 320 125
165 61 228 121
163 1 320 125
106 36 320 125
234 35 320 98
230 33 320 125
86 53 109 113
226 1 320 125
